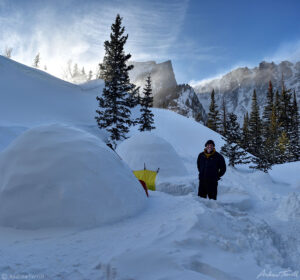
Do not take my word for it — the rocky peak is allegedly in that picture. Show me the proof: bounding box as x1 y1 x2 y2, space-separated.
193 60 300 124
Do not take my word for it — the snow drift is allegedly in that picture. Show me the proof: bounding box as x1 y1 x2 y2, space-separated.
116 132 188 178
0 124 147 229
0 55 102 126
276 192 300 221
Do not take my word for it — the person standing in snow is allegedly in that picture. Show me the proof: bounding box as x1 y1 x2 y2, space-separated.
197 140 226 200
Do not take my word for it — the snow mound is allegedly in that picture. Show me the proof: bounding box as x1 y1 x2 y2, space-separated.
0 124 147 229
276 192 300 221
116 132 188 178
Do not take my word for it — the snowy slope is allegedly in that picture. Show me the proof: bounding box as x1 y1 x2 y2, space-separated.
0 55 102 126
0 57 299 279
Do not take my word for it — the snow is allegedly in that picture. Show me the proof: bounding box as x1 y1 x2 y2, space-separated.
0 55 102 126
0 57 300 279
0 124 147 229
276 192 300 221
116 132 188 179
269 161 300 189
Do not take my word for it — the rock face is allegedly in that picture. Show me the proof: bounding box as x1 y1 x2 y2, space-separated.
193 60 300 123
129 60 207 123
129 60 177 96
154 84 207 123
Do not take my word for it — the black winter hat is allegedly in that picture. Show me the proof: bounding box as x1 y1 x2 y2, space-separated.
205 140 215 147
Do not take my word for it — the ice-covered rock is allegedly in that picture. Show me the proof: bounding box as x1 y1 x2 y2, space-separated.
0 124 147 229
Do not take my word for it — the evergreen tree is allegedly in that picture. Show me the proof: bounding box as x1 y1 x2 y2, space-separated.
248 90 262 156
241 112 250 151
262 81 274 141
277 131 290 163
221 113 250 167
4 47 12 58
73 63 79 78
248 89 272 172
278 78 292 134
207 89 220 132
33 53 40 68
274 90 281 120
88 70 93 81
290 91 300 161
81 67 86 77
266 104 280 164
250 153 272 172
139 75 155 132
95 14 138 148
220 97 227 136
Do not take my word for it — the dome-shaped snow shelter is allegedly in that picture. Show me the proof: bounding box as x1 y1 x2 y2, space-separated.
116 132 188 184
0 124 147 229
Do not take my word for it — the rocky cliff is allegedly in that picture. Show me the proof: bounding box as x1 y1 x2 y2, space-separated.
193 61 300 123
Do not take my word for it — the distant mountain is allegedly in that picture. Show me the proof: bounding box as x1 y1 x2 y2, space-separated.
193 61 300 123
129 60 177 95
129 60 207 123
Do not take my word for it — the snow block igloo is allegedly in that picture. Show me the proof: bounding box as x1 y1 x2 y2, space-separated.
116 132 188 178
0 124 147 229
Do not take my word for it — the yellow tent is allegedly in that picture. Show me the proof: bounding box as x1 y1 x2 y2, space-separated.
133 164 159 191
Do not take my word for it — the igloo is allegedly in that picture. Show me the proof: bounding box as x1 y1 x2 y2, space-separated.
116 132 188 179
0 124 147 229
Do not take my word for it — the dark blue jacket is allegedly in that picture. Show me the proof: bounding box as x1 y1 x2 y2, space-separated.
197 150 226 181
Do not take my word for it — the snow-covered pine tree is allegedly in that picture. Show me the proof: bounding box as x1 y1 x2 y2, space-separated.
248 89 262 156
4 47 12 58
73 64 79 78
278 78 292 134
262 81 274 141
221 112 250 167
139 75 155 132
266 104 280 164
207 89 220 132
33 53 40 68
220 97 227 136
241 112 250 151
88 70 93 81
248 89 272 172
277 131 290 163
81 67 86 78
290 91 300 161
95 14 138 148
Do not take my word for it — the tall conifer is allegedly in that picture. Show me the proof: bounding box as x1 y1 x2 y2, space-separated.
207 89 220 132
221 113 250 167
139 75 155 132
95 14 138 148
248 90 262 156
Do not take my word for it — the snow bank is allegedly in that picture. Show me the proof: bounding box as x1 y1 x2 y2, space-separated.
270 161 300 188
276 192 300 221
0 124 147 229
0 56 101 126
116 132 188 178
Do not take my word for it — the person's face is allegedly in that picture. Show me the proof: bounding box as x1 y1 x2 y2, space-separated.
206 144 214 153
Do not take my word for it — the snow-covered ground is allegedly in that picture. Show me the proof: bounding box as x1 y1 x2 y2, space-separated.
0 57 300 279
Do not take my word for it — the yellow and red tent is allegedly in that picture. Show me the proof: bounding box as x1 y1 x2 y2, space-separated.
133 164 159 191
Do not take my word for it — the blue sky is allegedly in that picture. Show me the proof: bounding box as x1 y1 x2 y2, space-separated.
1 0 300 84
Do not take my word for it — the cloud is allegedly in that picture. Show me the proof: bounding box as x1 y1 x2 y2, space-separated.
264 39 300 63
0 0 190 79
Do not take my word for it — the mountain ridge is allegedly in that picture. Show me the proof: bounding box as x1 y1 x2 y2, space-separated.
193 60 300 123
